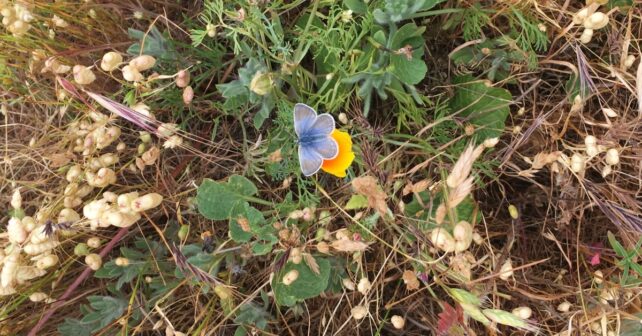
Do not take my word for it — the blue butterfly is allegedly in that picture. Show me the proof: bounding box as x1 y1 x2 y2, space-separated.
294 103 339 176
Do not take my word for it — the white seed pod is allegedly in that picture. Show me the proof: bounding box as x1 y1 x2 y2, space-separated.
0 285 17 296
100 52 122 72
29 225 49 244
176 69 190 88
472 232 484 245
453 221 473 253
36 254 59 270
16 266 46 283
95 126 121 149
499 259 513 281
115 257 129 266
73 65 96 85
58 208 80 223
511 306 533 319
585 135 597 147
86 167 116 188
351 305 368 320
182 86 194 105
66 164 83 182
85 253 102 270
601 163 613 177
357 277 371 295
282 269 299 285
104 210 141 228
87 237 101 249
29 292 49 302
122 65 143 82
580 28 593 44
21 216 37 232
391 315 405 329
557 301 571 312
1 250 20 287
483 137 499 148
76 184 94 198
83 199 110 221
117 192 139 213
8 217 27 244
64 182 79 196
131 193 163 212
430 228 456 253
573 7 589 25
129 55 156 71
624 55 636 68
289 247 302 264
103 191 118 202
52 15 68 27
98 153 119 167
605 148 619 165
338 113 348 125
342 278 355 291
24 240 59 255
594 270 604 284
584 12 609 30
64 196 82 209
570 153 586 173
602 108 618 118
10 188 22 209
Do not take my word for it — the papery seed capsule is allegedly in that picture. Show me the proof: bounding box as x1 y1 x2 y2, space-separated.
580 28 593 44
357 277 371 294
624 55 636 68
342 278 355 290
351 305 368 320
1 250 19 287
24 241 59 255
430 228 455 253
282 269 299 285
499 259 513 280
605 148 619 165
8 218 27 244
557 301 571 312
131 193 163 212
571 153 586 173
73 65 96 85
66 164 82 182
36 254 59 270
87 237 101 249
182 86 193 105
122 65 143 82
10 188 21 209
100 52 122 72
129 55 156 71
391 315 405 329
85 253 102 270
511 306 532 319
29 292 49 302
115 257 129 266
16 266 46 283
176 69 190 88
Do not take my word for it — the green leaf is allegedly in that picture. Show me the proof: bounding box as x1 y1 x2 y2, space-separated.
608 231 627 258
272 258 331 306
345 195 368 210
449 75 511 141
58 318 94 336
391 56 427 85
252 242 274 256
196 176 258 220
81 296 127 332
345 0 368 14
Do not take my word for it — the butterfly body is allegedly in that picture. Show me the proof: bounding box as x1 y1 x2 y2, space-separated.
293 103 339 176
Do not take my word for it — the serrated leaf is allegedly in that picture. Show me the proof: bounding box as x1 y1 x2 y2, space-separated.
196 175 258 220
345 194 368 210
272 258 331 306
81 296 127 332
58 318 94 336
450 75 511 141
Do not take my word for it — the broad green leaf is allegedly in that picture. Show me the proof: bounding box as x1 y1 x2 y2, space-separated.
345 195 368 210
450 75 511 141
345 0 368 14
391 56 427 85
197 175 258 220
252 242 274 256
273 258 331 306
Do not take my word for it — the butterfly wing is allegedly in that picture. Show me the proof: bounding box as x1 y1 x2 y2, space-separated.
298 144 324 176
308 136 338 160
293 103 317 137
310 113 335 136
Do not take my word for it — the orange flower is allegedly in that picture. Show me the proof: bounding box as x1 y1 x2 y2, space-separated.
322 129 355 177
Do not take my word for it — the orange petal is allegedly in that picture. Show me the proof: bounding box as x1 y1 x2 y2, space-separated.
322 129 355 177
